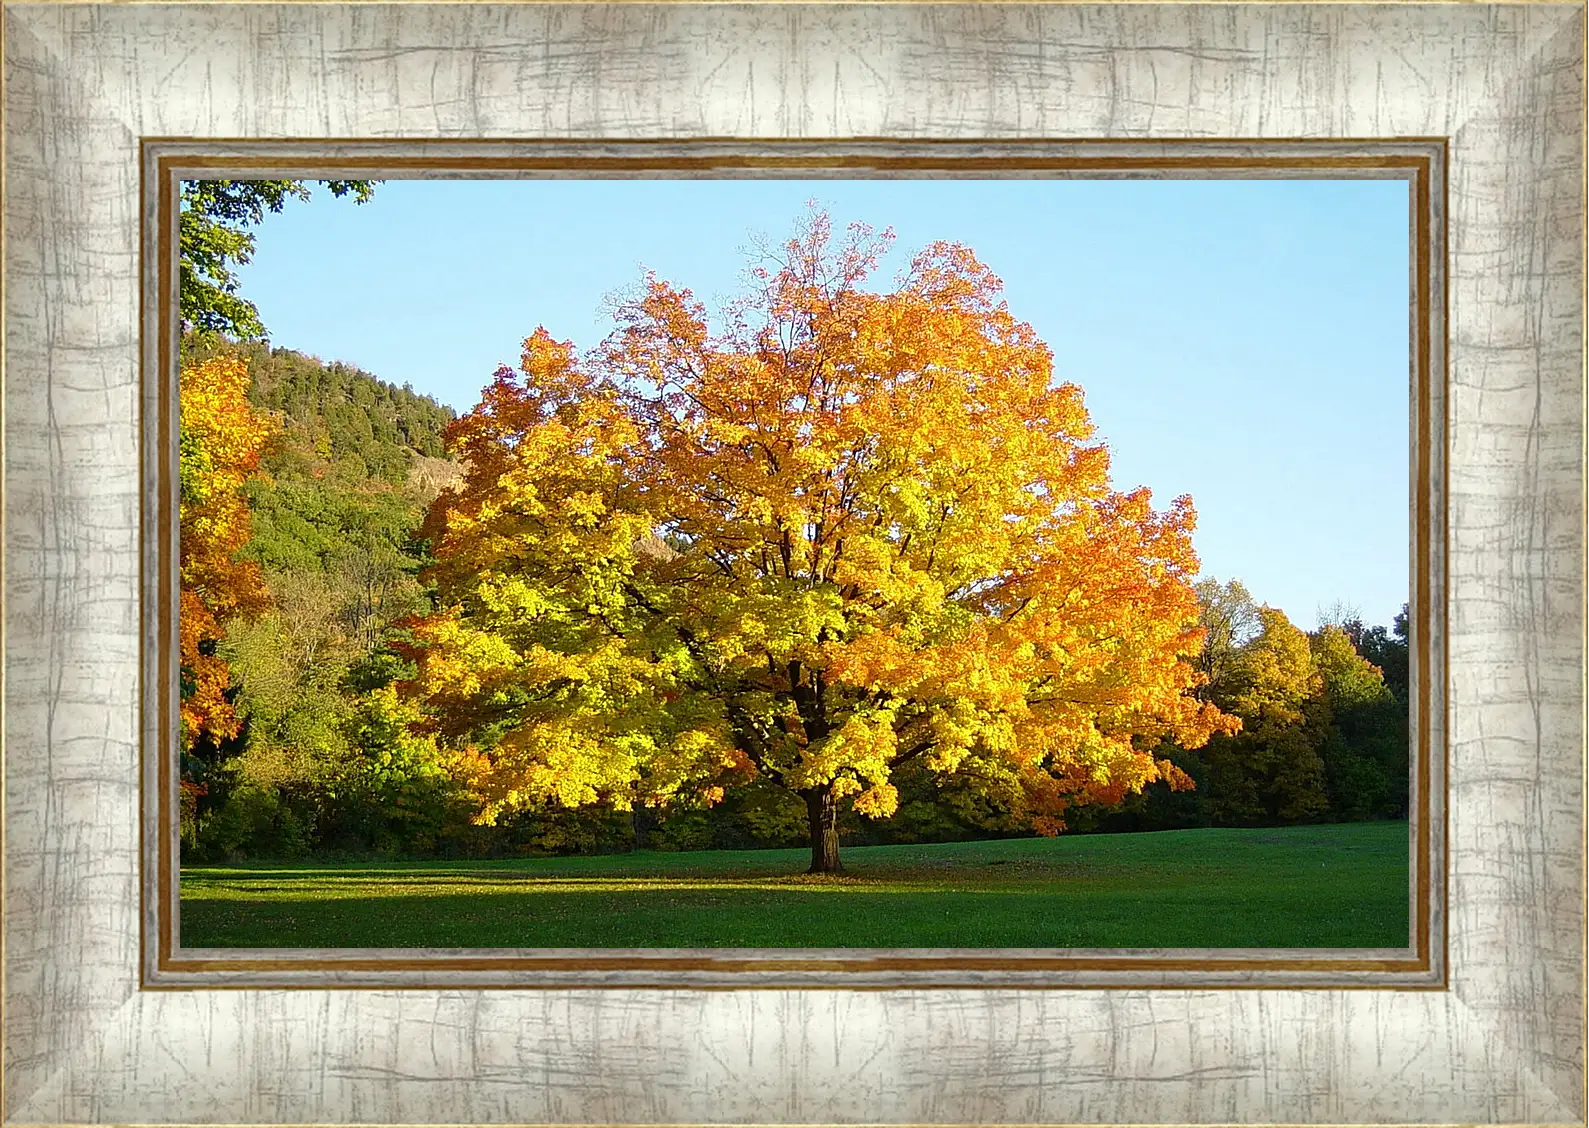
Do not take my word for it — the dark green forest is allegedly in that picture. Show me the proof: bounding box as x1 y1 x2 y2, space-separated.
178 338 1411 864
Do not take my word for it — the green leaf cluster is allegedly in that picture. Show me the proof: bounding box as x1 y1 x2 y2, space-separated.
180 180 377 341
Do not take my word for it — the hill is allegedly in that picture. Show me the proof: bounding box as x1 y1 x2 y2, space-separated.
180 336 469 860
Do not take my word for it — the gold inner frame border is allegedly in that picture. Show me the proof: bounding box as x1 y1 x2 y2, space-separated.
141 138 1448 991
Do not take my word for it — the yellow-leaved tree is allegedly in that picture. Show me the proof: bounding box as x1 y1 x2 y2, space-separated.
405 210 1236 872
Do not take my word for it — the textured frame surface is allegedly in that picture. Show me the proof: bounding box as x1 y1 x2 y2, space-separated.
4 3 1585 1124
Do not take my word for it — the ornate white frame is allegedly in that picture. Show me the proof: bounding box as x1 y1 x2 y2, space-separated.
4 3 1583 1124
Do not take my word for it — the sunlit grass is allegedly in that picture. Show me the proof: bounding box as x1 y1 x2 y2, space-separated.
180 820 1410 949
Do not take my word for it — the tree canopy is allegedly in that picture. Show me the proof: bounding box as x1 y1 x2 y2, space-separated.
403 210 1236 871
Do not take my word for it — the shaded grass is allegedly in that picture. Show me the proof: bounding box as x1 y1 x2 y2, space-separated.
179 820 1410 949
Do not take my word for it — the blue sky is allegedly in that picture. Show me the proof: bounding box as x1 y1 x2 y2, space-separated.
235 177 1410 629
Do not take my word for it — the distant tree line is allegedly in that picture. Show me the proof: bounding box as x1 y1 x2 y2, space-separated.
178 338 470 859
1062 584 1409 837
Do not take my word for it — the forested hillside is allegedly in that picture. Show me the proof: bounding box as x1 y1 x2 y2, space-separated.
179 337 474 859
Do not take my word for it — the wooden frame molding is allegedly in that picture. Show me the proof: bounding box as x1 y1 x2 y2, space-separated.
143 138 1448 991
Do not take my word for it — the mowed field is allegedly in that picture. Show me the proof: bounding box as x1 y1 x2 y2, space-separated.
179 820 1410 949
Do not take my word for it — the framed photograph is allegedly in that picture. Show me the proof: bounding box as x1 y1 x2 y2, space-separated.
149 140 1441 992
4 3 1583 1125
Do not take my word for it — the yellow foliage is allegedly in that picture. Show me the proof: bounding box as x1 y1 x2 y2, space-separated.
405 210 1235 842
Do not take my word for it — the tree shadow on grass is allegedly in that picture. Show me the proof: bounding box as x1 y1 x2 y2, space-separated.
177 882 1410 951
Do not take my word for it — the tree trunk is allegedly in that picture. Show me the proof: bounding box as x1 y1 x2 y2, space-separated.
804 788 842 873
632 805 658 852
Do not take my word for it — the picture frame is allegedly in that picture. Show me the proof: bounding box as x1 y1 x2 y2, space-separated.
146 137 1445 992
4 2 1583 1124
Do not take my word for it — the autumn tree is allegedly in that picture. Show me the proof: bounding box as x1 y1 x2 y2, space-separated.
179 355 279 857
1192 577 1262 695
179 356 278 744
406 210 1234 872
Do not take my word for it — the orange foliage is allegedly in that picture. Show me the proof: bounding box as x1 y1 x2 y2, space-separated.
178 355 276 746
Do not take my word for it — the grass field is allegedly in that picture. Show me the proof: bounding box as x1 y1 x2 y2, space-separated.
179 820 1410 949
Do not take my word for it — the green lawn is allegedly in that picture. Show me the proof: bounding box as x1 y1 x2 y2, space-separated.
179 820 1410 949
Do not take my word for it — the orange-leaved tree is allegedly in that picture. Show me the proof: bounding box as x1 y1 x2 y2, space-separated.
406 210 1235 872
179 355 277 750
